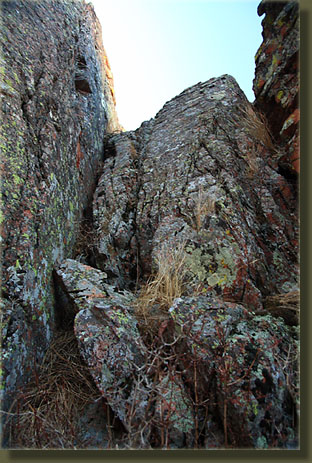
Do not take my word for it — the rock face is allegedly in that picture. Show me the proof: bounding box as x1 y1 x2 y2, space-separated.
64 74 298 449
92 75 299 311
1 0 299 450
55 260 298 448
253 1 299 174
1 0 119 415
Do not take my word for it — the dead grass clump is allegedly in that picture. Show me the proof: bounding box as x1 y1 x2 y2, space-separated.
242 104 276 152
193 187 215 232
134 242 188 327
4 331 103 449
264 290 299 326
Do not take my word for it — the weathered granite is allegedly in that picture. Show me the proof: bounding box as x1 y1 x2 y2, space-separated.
253 0 299 174
1 0 119 417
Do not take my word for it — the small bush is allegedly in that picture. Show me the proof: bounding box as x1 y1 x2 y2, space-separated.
192 187 215 232
264 290 299 326
73 218 96 263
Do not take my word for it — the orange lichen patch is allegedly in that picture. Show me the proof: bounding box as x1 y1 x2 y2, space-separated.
24 209 33 219
290 140 300 173
256 78 265 90
88 287 107 299
280 25 288 39
265 42 277 55
291 157 300 173
76 138 84 169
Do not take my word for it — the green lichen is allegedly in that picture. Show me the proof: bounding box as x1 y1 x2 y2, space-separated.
276 90 284 102
185 233 240 290
256 435 268 449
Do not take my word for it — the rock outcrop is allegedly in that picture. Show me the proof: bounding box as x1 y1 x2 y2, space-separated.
71 72 298 449
55 259 298 448
92 75 299 311
1 0 299 450
253 0 299 175
1 0 119 416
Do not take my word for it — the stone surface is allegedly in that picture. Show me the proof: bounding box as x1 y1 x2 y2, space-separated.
1 0 299 450
1 0 119 416
253 0 299 174
55 259 196 448
55 260 150 443
55 259 298 448
169 295 299 448
93 75 299 311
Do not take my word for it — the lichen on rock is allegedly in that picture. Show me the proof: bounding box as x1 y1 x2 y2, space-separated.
1 0 299 450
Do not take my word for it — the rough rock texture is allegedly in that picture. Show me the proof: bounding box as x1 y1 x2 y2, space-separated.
55 259 195 448
55 259 298 448
1 0 119 415
169 296 298 448
1 0 299 450
253 0 299 174
92 75 299 311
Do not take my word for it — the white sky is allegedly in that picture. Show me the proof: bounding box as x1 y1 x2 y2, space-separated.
90 0 263 131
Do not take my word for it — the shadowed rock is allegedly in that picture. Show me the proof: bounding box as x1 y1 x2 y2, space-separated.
1 0 119 420
253 1 299 174
55 259 196 448
169 295 299 448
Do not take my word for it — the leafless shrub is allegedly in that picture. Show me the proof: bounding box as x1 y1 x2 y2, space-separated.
192 187 215 232
73 218 96 262
239 104 276 178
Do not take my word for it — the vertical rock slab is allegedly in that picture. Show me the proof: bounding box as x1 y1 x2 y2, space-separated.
253 1 299 174
55 259 152 447
0 0 119 417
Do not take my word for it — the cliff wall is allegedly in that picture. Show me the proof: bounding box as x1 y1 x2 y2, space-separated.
1 0 119 415
253 0 299 175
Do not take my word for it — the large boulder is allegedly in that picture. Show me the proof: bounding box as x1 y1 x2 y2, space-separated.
55 259 195 448
1 0 119 416
169 295 299 448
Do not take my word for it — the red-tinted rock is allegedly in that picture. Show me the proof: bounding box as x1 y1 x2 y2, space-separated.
253 1 299 174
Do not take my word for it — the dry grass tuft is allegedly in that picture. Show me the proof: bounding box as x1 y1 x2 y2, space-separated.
193 187 215 232
4 331 103 449
264 290 300 326
242 104 276 152
134 242 188 326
